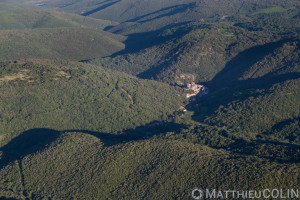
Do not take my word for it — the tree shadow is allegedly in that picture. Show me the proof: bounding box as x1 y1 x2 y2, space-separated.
0 121 187 171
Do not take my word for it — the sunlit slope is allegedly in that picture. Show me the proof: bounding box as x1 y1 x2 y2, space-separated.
0 60 184 143
0 131 298 199
0 27 125 60
19 0 300 34
0 9 117 30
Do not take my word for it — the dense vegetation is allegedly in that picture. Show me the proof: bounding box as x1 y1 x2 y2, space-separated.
0 8 124 61
0 0 299 199
0 131 298 199
18 0 300 34
0 60 185 145
198 79 300 137
0 9 117 30
0 28 125 60
89 20 299 85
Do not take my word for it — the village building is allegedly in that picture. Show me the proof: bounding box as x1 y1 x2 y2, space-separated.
185 82 208 98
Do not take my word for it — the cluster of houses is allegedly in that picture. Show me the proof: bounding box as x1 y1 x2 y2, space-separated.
185 82 208 98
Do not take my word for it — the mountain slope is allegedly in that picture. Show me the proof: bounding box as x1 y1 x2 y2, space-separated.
0 60 185 144
0 9 118 30
89 20 299 85
200 78 300 136
0 27 125 61
0 130 298 199
0 8 125 61
0 1 299 199
20 0 300 34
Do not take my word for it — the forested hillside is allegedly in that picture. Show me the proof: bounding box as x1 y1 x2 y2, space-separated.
0 9 125 61
0 0 299 199
0 9 117 30
89 19 299 85
0 60 184 145
1 132 298 199
0 28 125 60
19 0 300 34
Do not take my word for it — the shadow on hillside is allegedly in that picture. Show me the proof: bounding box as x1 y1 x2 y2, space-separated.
262 117 300 135
126 3 196 24
64 121 186 146
107 22 192 56
209 38 298 88
187 38 300 122
185 39 300 163
189 72 300 122
81 0 121 16
0 128 61 171
0 121 186 171
225 138 300 163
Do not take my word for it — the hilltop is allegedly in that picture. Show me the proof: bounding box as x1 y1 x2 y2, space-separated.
0 27 125 61
17 0 300 34
0 59 185 145
0 8 126 61
0 9 117 30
